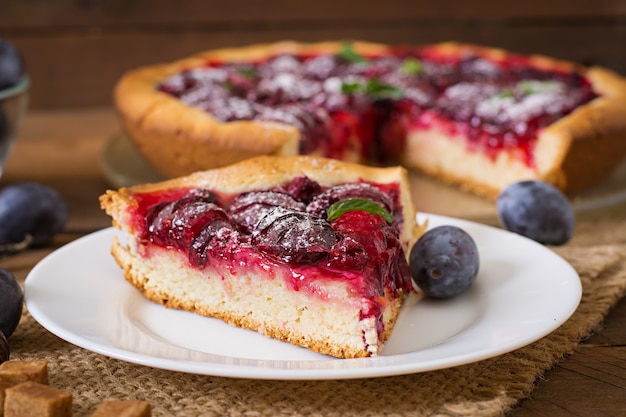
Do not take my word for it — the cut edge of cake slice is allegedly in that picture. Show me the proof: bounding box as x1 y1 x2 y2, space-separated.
100 155 425 358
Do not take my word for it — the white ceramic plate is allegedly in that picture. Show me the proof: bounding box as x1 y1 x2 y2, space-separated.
101 133 626 224
24 214 581 380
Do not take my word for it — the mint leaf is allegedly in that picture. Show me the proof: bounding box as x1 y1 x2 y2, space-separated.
516 80 563 95
236 67 258 79
340 81 363 94
495 90 515 99
365 78 403 99
327 198 394 223
337 44 368 64
341 78 404 99
401 57 424 75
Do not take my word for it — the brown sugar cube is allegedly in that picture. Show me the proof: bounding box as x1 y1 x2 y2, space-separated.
0 360 49 386
0 360 49 416
4 381 72 417
91 400 151 417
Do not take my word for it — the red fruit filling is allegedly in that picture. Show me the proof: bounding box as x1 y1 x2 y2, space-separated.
126 177 412 326
157 46 597 167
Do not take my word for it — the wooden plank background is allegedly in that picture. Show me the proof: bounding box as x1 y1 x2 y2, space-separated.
1 0 625 109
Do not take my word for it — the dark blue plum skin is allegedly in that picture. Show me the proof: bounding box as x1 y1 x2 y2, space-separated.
497 181 574 246
0 39 24 90
0 110 6 140
0 183 69 247
409 225 480 299
0 268 23 338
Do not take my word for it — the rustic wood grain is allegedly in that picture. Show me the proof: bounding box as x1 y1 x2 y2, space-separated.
509 298 626 416
1 0 624 27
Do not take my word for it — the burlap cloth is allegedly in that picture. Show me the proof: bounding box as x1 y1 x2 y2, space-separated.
9 212 626 417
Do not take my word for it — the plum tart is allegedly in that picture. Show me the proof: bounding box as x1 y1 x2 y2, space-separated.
114 41 626 198
100 156 424 358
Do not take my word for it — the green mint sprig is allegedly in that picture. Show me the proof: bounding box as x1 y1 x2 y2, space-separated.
516 80 563 95
337 44 368 64
341 78 404 99
400 57 424 75
235 67 258 79
327 198 394 223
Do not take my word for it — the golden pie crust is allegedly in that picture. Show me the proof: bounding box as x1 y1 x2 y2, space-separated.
101 154 422 249
114 41 626 198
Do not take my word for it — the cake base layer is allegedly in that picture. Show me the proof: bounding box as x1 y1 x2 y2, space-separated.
111 236 403 358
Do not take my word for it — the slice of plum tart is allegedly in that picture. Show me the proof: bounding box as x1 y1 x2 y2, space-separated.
100 156 425 358
114 41 626 198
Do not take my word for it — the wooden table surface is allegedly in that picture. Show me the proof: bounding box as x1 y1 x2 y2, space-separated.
1 108 625 416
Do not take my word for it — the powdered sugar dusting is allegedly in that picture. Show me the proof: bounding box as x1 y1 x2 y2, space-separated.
228 191 305 232
267 54 301 73
475 93 514 120
252 206 338 263
501 91 559 121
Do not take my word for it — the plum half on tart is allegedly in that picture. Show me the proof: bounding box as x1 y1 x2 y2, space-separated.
114 41 626 198
100 156 424 358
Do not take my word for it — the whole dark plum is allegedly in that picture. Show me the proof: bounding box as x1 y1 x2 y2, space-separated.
0 183 68 249
0 39 25 90
497 180 574 245
0 267 23 338
410 225 479 299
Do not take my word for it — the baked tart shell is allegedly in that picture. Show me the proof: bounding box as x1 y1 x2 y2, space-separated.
114 41 626 198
